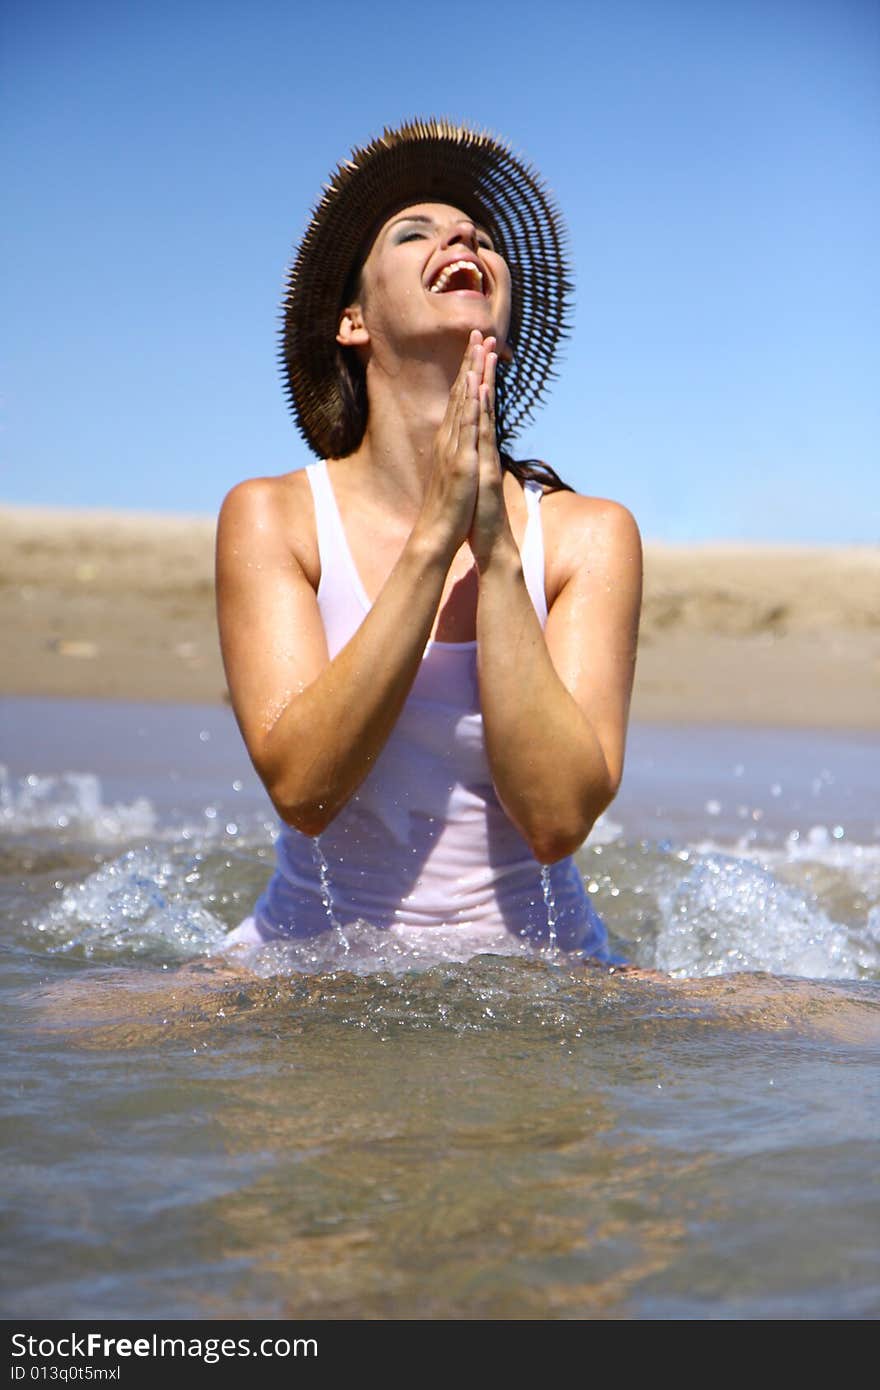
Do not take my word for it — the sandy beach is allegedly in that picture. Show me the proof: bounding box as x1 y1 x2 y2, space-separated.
2 503 878 728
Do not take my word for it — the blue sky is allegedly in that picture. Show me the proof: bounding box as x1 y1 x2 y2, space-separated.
3 0 878 540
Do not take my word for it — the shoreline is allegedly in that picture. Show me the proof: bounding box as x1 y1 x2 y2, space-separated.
3 504 878 730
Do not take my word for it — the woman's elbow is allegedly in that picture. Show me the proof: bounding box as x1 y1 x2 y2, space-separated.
528 833 579 866
529 824 592 865
527 781 620 865
270 793 334 838
260 765 335 839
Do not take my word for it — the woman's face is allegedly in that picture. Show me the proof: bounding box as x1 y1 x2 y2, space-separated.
337 201 512 361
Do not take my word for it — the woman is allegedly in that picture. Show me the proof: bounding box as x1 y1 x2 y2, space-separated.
217 119 641 964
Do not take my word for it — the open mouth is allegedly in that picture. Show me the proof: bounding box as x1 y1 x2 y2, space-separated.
428 259 486 296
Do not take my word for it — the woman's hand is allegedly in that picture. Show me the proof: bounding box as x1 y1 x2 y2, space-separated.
467 334 518 571
418 327 516 568
416 330 484 557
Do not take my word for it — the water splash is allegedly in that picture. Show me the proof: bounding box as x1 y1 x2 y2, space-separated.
29 846 228 960
0 765 156 840
311 837 350 953
8 763 880 982
653 851 879 979
540 865 558 949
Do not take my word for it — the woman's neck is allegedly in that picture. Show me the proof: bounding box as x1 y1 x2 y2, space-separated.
337 347 466 517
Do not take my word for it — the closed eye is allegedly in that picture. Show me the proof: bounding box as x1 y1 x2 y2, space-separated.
395 227 494 250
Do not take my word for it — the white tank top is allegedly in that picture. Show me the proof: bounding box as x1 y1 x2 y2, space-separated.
251 461 609 958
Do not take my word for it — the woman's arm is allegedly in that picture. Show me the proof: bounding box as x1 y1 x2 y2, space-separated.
469 343 642 863
216 339 485 835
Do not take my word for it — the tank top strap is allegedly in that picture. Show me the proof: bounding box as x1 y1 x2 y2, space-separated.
305 460 370 657
306 460 371 609
520 481 548 626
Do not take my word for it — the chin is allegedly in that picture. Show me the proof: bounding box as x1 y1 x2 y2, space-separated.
444 310 501 337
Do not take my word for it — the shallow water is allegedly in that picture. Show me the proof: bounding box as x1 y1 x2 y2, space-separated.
1 697 879 1319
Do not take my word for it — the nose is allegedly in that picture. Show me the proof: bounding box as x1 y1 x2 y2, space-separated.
442 217 479 252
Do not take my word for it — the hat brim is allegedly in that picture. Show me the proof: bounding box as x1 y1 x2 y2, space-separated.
280 118 573 459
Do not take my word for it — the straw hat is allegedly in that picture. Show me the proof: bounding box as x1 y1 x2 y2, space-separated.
280 117 573 459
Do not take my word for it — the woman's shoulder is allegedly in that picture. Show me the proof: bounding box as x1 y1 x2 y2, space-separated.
539 486 642 616
216 468 320 576
218 466 314 521
540 484 641 557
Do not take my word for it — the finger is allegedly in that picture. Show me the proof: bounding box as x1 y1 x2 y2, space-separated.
477 383 495 464
448 341 482 453
460 370 480 451
480 337 496 386
478 381 494 441
485 349 497 412
448 332 481 416
469 334 485 383
478 355 497 433
454 370 480 460
456 330 482 391
440 339 475 454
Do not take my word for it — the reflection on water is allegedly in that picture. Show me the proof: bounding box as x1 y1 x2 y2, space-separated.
1 704 879 1318
8 957 879 1319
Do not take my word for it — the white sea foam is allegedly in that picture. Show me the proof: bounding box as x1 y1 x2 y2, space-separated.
0 765 157 839
32 846 228 959
8 765 878 981
0 765 276 847
652 850 878 980
217 918 539 979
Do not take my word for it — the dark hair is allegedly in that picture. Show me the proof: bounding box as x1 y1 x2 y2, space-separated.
330 344 573 494
328 343 369 459
498 452 573 493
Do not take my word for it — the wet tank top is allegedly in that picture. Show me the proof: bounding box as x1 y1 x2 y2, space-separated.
250 460 609 957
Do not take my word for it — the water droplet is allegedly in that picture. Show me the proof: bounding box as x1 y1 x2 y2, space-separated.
312 837 349 951
540 865 558 948
199 730 211 743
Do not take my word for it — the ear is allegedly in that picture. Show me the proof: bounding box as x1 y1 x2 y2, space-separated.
336 305 370 349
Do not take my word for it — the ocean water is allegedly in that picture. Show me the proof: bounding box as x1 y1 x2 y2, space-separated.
1 696 879 1320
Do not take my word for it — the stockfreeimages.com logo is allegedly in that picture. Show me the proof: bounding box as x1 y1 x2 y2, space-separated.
11 1333 316 1366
